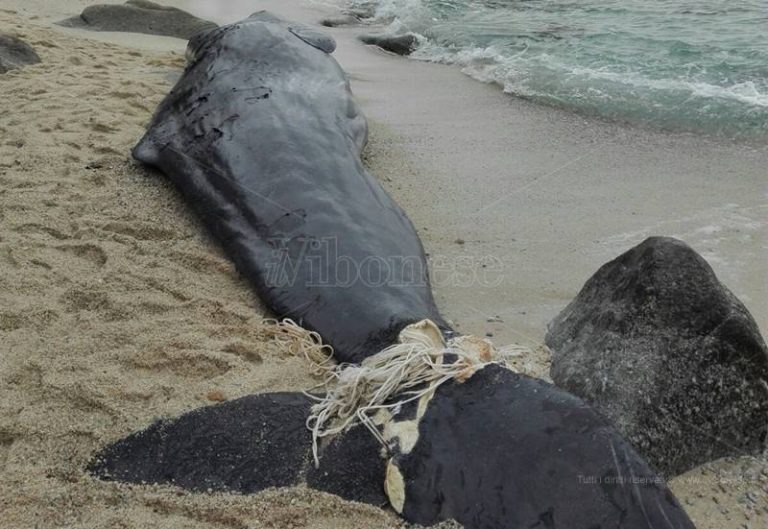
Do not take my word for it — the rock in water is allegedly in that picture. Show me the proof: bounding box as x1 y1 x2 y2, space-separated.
320 15 361 28
56 0 217 40
0 34 40 74
359 34 418 56
547 236 768 476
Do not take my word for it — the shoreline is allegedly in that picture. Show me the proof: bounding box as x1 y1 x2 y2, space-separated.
309 5 768 347
0 1 766 528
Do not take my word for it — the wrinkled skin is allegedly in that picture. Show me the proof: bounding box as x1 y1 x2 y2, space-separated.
133 12 448 364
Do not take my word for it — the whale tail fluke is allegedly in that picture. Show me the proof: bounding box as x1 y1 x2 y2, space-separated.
88 390 387 504
88 392 314 493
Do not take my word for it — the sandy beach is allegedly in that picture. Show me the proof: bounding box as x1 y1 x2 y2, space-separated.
0 0 766 528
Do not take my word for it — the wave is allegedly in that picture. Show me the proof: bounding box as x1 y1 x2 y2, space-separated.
346 0 768 138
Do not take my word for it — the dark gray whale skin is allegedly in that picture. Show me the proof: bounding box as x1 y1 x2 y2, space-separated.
88 393 389 506
132 12 448 364
89 367 696 529
394 365 696 529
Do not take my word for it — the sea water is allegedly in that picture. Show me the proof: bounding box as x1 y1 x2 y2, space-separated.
345 0 768 138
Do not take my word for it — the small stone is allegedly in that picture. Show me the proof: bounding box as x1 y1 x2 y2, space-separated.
206 390 227 402
319 15 359 27
359 33 419 56
454 238 465 245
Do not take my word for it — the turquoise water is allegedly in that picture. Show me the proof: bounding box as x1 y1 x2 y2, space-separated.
347 0 768 138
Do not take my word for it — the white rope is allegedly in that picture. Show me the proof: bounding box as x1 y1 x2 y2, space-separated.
260 318 540 466
264 319 536 467
261 318 335 378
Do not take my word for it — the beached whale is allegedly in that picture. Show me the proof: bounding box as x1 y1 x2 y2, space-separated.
98 13 698 529
132 11 448 365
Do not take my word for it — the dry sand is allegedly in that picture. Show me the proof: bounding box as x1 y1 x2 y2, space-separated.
0 1 766 528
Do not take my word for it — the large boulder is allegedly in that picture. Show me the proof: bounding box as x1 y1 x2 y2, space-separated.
57 0 217 40
546 236 768 476
0 34 40 74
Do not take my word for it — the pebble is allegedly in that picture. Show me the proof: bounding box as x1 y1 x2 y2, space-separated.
206 390 227 402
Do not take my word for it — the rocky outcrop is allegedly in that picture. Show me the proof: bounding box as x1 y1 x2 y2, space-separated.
0 34 40 74
547 236 768 476
359 34 418 56
57 0 217 40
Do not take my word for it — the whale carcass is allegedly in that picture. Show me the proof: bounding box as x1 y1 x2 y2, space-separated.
95 13 698 529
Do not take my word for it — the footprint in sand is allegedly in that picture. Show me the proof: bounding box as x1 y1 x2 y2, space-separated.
129 346 233 379
0 433 15 470
0 309 58 332
13 223 69 240
31 39 57 49
91 146 122 156
54 243 107 267
60 288 111 312
63 141 82 151
100 221 177 241
222 341 264 363
87 121 118 134
107 90 137 100
170 250 235 276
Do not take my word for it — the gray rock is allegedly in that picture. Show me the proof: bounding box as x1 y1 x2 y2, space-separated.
547 236 768 476
56 0 217 40
0 33 40 74
320 15 360 28
359 33 418 56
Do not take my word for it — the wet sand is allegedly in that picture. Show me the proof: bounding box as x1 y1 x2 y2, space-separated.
0 1 766 528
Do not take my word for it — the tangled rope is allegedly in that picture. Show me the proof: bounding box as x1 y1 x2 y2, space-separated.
261 318 336 377
265 318 534 467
